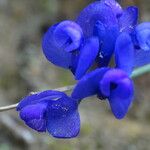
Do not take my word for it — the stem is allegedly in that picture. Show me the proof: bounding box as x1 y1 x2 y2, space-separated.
0 64 150 112
0 103 19 112
131 64 150 78
0 85 74 112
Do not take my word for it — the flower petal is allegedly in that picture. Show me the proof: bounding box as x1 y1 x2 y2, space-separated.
97 25 119 67
115 33 134 75
101 0 123 17
42 24 71 68
46 96 80 138
100 69 134 119
72 68 109 100
76 1 118 37
53 20 83 52
100 69 128 97
75 37 99 80
17 90 66 111
135 22 150 51
19 103 47 132
134 49 150 67
47 111 80 138
119 6 138 33
133 22 150 67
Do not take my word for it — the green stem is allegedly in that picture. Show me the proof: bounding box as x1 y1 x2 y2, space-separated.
0 64 150 112
131 64 150 78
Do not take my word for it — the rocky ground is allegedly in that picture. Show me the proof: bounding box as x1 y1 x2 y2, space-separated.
0 0 149 150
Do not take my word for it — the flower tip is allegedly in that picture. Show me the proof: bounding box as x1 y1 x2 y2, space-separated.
51 129 80 139
112 111 127 120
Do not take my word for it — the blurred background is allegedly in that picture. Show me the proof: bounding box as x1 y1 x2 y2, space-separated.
0 0 149 150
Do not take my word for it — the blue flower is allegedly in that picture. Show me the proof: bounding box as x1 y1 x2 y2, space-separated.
115 32 134 75
17 90 80 138
134 22 150 51
115 22 150 73
17 0 150 138
99 69 134 119
72 68 134 119
42 0 139 80
76 0 138 67
76 0 119 37
132 22 150 67
42 20 83 69
76 0 119 67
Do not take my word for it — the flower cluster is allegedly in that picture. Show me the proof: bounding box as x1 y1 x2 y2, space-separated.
17 0 150 138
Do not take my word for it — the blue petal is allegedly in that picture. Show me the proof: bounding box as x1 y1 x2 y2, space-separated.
101 0 123 17
17 90 66 111
72 68 109 100
96 25 119 67
53 20 83 52
109 78 134 119
134 49 150 67
75 37 99 80
42 21 83 68
42 25 71 68
19 103 47 132
46 96 80 138
100 69 134 119
76 1 118 37
119 6 138 33
47 111 80 138
115 33 134 75
133 22 150 67
135 22 150 51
